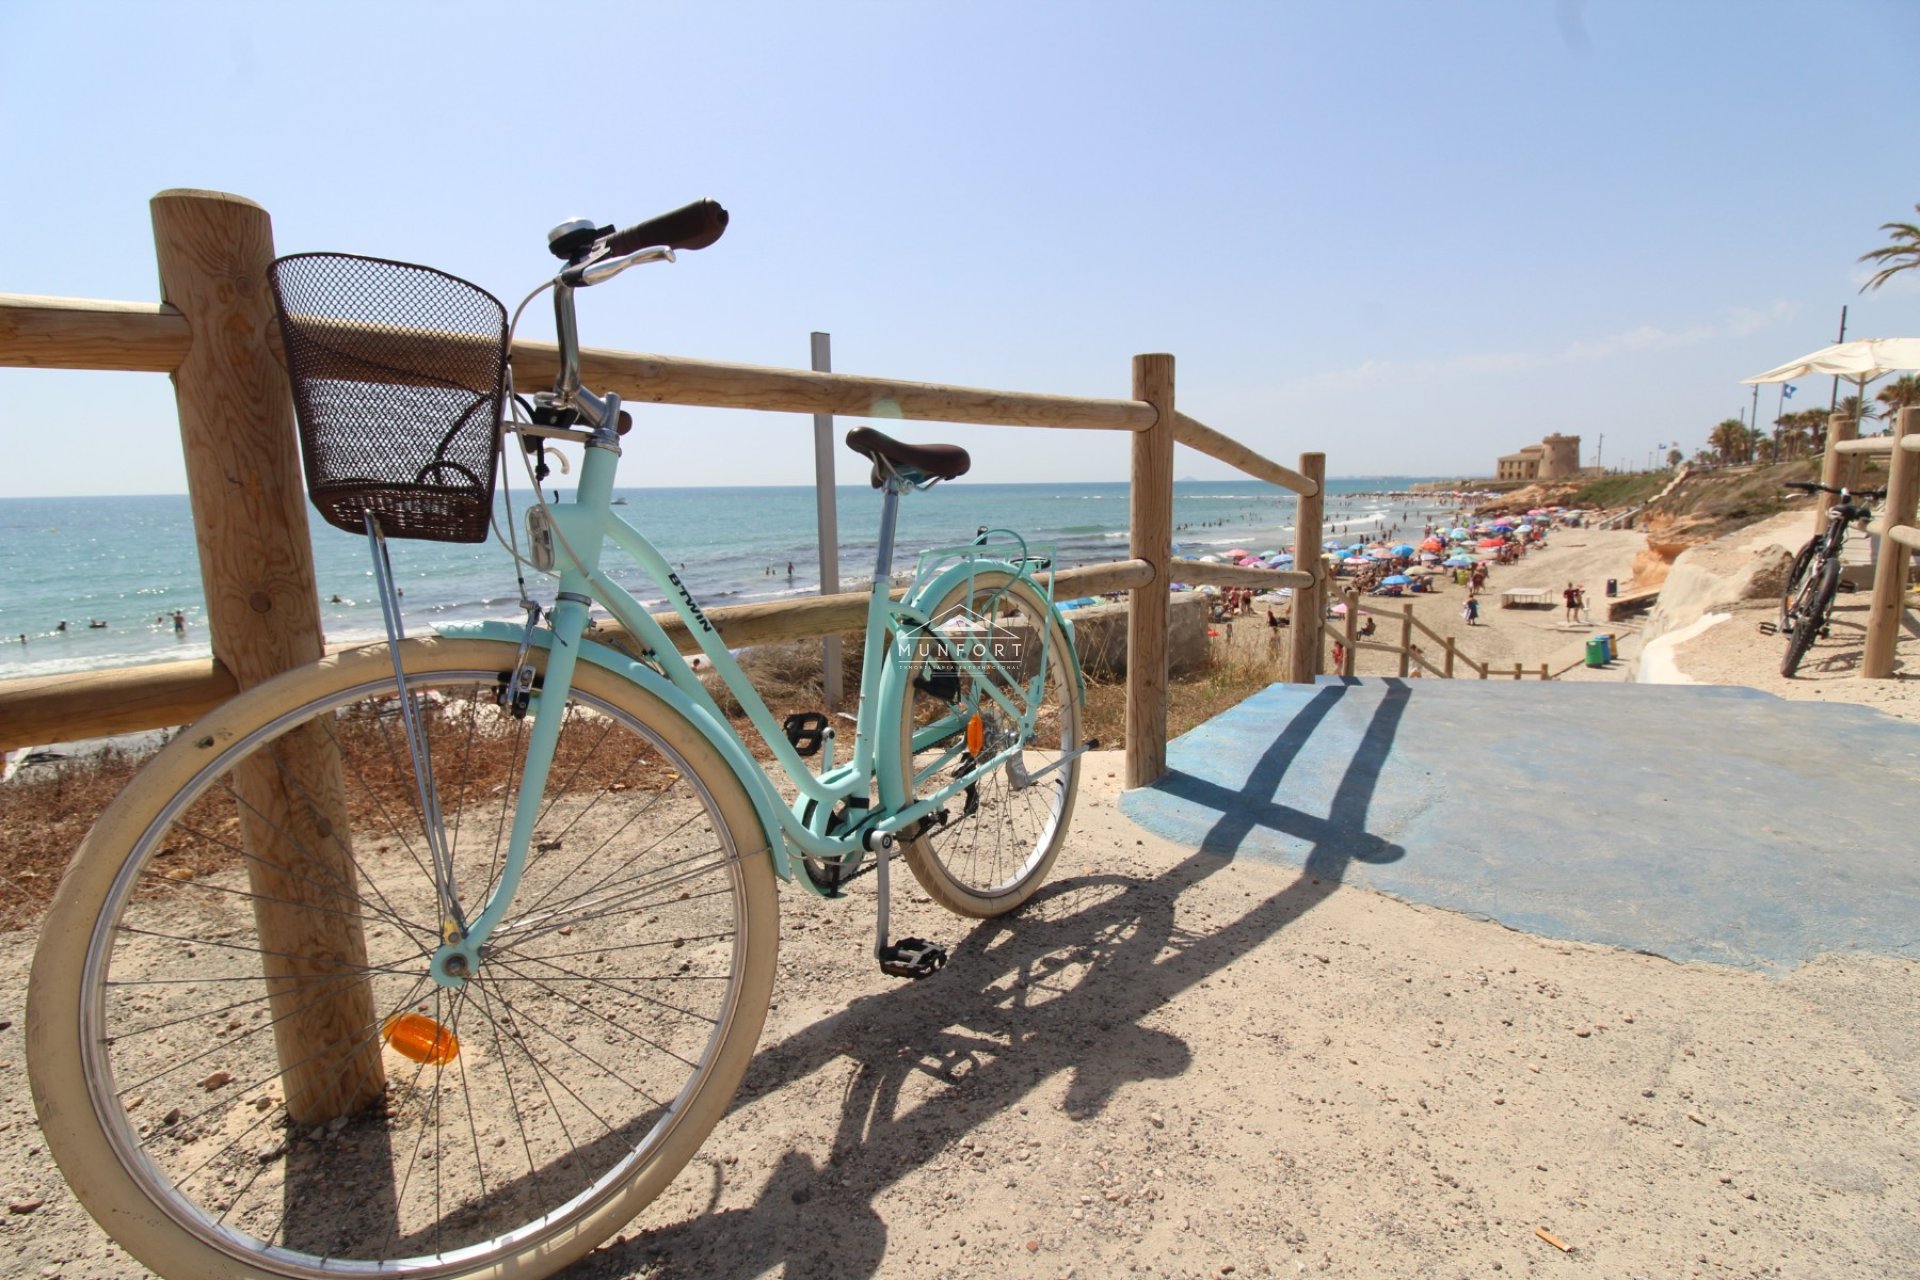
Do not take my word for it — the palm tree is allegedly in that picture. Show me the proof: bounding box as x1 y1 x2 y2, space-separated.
1858 203 1920 292
1666 447 1684 468
1708 417 1749 463
1807 407 1836 454
1877 374 1920 431
1838 394 1876 433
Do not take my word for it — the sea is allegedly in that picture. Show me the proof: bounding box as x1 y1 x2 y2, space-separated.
0 478 1475 681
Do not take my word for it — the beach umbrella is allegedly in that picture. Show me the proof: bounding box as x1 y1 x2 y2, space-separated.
1196 553 1222 563
1477 538 1504 548
1449 527 1469 539
1391 543 1415 556
1444 555 1473 567
1226 548 1250 559
1382 574 1412 586
1419 551 1442 562
1742 340 1920 412
1343 556 1370 566
1329 602 1348 616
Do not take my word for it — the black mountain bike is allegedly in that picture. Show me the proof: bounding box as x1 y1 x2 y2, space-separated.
1772 480 1886 677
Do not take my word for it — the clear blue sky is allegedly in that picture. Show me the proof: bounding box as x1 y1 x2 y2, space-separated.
2 0 1916 497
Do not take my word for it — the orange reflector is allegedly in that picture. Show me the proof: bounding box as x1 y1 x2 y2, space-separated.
383 1013 459 1065
965 713 984 755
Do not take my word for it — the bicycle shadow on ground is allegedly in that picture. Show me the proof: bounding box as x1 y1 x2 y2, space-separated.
574 682 1408 1279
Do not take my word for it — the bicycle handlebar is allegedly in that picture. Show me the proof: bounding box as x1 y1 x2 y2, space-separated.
1784 480 1888 500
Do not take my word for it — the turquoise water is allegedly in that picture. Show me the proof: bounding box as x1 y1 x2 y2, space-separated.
0 478 1466 680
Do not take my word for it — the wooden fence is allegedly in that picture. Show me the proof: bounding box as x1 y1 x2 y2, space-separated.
1326 586 1589 681
0 189 1330 787
1822 405 1919 679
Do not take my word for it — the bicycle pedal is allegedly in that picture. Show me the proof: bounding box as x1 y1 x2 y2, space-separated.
1836 580 1859 593
1757 622 1778 636
878 937 947 980
782 711 830 757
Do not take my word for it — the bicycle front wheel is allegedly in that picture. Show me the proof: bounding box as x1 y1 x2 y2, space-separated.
28 637 777 1280
1780 556 1840 678
896 573 1082 917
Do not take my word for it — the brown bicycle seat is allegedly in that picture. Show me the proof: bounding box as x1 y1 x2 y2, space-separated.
844 427 971 488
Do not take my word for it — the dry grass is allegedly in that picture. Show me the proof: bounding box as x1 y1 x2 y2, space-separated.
0 742 158 930
1 633 1278 931
1083 644 1283 750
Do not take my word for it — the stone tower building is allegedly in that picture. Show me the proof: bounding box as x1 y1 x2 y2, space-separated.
1538 433 1580 480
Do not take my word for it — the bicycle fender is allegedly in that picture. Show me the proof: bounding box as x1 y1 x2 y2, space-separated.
904 558 1087 704
875 561 1086 813
437 621 795 882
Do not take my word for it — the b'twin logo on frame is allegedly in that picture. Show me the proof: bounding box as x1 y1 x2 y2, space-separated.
897 604 1026 674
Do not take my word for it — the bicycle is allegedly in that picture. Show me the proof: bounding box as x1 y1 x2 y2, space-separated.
27 201 1087 1280
1770 479 1886 677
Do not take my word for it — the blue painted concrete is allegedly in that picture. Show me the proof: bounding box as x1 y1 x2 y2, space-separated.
1117 678 1920 972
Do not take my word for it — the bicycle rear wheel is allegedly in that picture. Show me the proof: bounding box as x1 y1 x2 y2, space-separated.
1780 556 1839 678
896 573 1081 917
28 638 777 1280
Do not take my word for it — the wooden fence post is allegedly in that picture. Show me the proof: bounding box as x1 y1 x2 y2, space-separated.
1817 411 1859 537
1444 636 1457 678
152 190 383 1124
1342 591 1358 675
1398 604 1413 677
1864 405 1918 678
1125 353 1175 789
1286 453 1327 684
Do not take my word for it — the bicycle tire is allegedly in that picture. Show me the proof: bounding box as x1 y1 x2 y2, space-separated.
1778 536 1819 634
28 637 778 1280
896 573 1081 917
1780 556 1840 678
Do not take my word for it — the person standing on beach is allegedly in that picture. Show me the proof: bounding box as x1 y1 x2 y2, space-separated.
1464 596 1479 626
172 611 186 636
1563 582 1579 623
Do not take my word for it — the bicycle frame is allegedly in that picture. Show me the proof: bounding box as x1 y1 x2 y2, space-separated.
432 429 1067 969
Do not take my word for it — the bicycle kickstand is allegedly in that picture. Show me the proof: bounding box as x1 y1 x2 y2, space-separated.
867 829 947 980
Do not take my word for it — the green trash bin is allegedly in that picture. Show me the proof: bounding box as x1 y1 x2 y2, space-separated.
1585 637 1609 667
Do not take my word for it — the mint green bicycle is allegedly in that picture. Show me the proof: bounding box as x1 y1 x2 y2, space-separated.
28 201 1085 1279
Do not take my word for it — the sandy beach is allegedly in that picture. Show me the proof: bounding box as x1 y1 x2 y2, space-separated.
1207 527 1653 685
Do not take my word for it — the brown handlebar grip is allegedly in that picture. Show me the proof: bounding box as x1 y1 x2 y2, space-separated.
604 200 729 255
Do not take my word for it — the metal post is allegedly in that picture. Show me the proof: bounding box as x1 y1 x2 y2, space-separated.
810 332 843 710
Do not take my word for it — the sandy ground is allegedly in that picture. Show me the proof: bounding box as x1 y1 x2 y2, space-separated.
7 517 1920 1278
7 745 1917 1279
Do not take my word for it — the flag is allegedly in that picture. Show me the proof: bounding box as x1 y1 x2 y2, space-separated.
1782 384 1797 399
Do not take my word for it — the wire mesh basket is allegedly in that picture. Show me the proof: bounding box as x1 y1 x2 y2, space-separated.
269 253 509 543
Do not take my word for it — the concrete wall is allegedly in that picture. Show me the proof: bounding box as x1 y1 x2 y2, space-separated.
1069 592 1210 680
